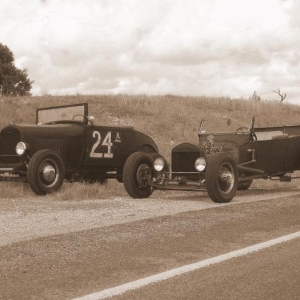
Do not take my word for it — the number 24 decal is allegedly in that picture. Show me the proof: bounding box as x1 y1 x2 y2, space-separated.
90 131 113 158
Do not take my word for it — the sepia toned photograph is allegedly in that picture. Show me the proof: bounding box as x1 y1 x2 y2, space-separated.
0 0 299 299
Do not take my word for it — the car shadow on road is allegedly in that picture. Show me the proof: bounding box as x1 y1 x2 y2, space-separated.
238 187 300 195
153 190 213 203
153 187 300 204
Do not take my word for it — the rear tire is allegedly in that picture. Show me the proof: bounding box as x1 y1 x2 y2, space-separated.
205 153 238 203
123 152 153 198
27 150 65 195
238 180 253 190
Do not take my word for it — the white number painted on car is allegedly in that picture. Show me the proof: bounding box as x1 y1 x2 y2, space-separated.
90 131 114 158
102 131 113 158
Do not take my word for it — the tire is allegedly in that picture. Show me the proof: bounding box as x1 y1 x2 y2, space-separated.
238 180 253 190
117 177 123 183
205 153 238 203
148 152 161 160
123 152 154 198
27 149 65 195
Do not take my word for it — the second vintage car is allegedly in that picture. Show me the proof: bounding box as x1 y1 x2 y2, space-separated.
0 103 159 195
123 116 300 203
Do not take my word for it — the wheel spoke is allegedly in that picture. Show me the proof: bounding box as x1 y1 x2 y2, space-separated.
136 164 151 188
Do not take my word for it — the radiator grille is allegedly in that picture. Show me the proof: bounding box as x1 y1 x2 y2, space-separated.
0 156 21 164
0 130 20 155
172 151 200 173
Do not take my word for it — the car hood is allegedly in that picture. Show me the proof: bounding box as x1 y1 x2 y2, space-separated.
1 123 84 140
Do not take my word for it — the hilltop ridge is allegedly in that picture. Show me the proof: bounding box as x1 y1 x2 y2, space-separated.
1 94 300 157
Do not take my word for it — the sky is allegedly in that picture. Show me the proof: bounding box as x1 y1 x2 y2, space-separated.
1 0 300 103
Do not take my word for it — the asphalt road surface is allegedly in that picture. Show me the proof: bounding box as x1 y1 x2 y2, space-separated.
0 188 300 300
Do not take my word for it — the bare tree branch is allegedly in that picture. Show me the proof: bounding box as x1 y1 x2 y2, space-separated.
273 88 286 103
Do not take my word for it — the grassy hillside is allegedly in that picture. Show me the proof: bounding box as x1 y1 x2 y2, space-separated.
1 94 300 199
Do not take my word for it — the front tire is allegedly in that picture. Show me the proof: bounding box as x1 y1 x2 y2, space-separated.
27 150 65 195
205 153 238 203
123 152 154 198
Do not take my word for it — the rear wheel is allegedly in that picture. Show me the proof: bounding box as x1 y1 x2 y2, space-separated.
238 180 253 190
27 150 65 195
123 152 153 198
205 153 238 203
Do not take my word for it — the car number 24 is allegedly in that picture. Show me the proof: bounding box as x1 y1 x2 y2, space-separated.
89 130 121 159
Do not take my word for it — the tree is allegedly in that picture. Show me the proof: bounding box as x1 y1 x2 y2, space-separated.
0 43 33 96
273 88 286 103
250 91 261 102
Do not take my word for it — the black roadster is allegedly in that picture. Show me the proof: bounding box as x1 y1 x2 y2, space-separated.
0 103 158 195
129 116 300 203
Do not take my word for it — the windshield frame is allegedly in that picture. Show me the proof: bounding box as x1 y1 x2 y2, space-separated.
36 103 88 125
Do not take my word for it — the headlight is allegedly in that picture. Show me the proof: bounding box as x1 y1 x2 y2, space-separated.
153 157 165 172
16 142 27 156
195 157 206 172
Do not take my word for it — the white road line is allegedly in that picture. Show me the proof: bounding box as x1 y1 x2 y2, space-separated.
73 231 300 300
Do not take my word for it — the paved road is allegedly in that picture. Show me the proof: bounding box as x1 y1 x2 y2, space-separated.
0 189 300 299
111 238 300 300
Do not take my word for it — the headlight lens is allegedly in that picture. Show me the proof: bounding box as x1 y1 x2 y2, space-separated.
195 157 206 172
16 142 27 156
153 157 165 172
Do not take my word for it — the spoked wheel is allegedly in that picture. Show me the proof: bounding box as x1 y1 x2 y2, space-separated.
27 150 65 195
123 152 154 198
205 153 238 203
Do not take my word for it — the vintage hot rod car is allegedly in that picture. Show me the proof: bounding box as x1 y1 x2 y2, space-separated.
127 116 300 203
0 103 158 195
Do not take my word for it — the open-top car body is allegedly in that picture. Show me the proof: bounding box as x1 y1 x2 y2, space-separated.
139 116 300 203
0 103 158 195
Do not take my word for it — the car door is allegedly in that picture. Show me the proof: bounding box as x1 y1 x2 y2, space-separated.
252 136 300 174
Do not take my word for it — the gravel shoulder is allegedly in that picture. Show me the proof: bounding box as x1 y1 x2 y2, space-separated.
1 189 300 246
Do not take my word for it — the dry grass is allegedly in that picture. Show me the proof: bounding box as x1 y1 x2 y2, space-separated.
53 180 126 201
0 180 127 200
0 182 33 199
1 94 300 199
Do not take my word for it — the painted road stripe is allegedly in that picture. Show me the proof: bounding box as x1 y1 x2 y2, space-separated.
73 231 300 300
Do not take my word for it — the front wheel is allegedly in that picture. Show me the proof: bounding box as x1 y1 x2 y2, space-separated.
123 152 154 198
27 150 65 195
205 153 238 203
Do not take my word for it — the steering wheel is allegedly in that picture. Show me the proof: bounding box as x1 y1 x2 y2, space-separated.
251 131 257 141
72 114 84 120
236 126 249 132
236 126 257 141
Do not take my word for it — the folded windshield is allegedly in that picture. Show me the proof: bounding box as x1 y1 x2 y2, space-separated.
37 104 86 125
